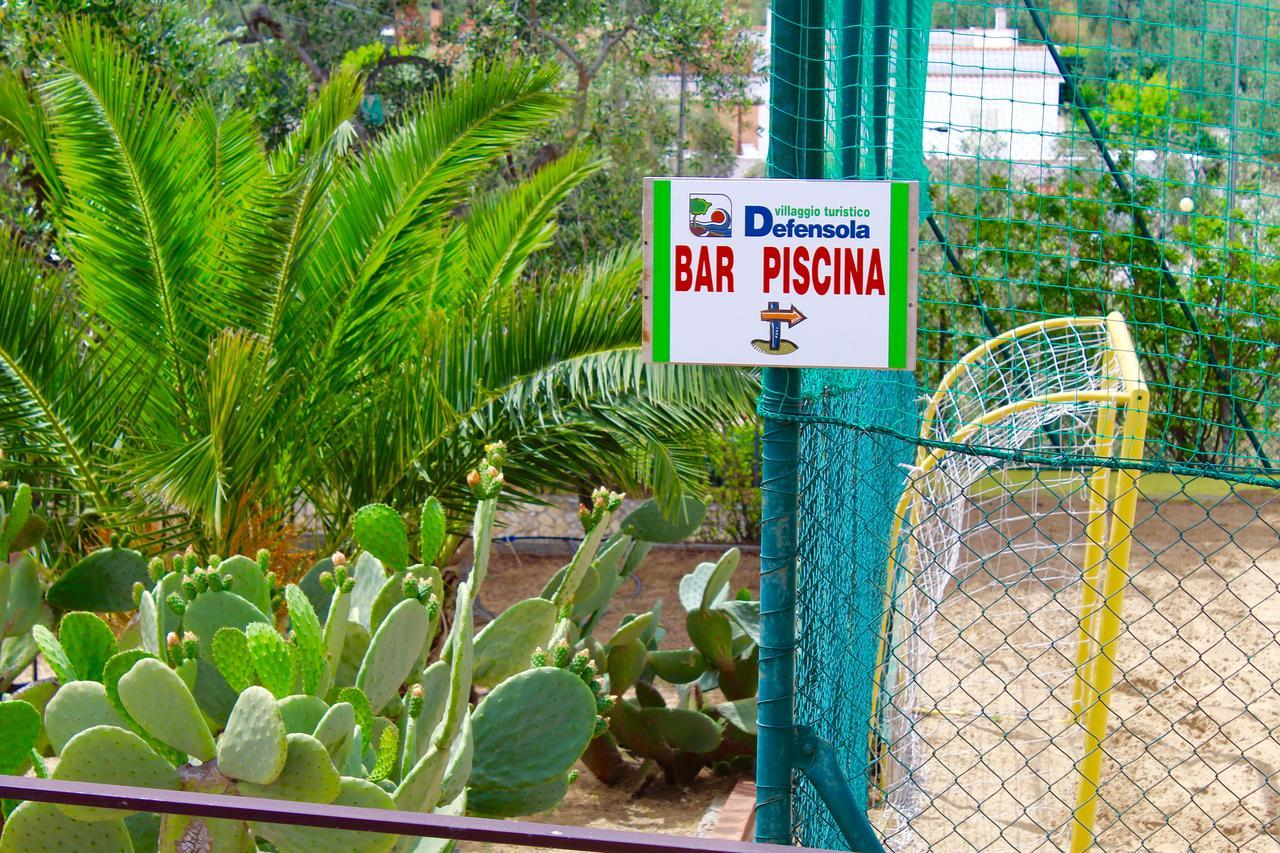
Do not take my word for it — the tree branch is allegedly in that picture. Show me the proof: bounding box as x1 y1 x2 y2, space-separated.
365 52 446 91
242 4 329 84
516 11 584 70
588 25 633 78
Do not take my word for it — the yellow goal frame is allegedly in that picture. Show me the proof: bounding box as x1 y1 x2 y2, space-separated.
871 312 1149 852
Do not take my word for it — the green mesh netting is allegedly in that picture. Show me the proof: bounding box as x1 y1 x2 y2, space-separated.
763 0 1280 849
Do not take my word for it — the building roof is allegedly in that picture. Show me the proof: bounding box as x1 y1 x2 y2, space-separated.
927 29 1059 77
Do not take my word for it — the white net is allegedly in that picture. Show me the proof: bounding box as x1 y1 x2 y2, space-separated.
873 318 1143 852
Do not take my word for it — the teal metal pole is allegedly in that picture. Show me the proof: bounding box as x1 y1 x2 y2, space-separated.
756 366 803 845
757 0 825 844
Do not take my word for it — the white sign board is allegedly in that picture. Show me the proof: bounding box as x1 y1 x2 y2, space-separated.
643 178 918 370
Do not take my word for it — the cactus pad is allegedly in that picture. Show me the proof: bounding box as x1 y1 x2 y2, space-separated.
100 650 182 763
438 709 473 805
183 590 272 658
285 584 325 695
217 555 272 616
605 639 647 695
572 536 629 621
368 724 400 783
250 776 398 853
45 681 127 754
712 698 758 735
334 620 371 692
337 687 375 754
0 699 39 774
472 597 556 689
312 700 357 762
417 660 450 743
0 801 133 852
393 739 449 813
639 706 722 753
702 548 741 611
10 679 57 753
137 590 161 655
719 599 761 644
31 624 78 683
217 686 287 785
354 504 409 572
619 496 706 543
212 627 257 693
55 612 118 683
645 648 707 684
245 621 296 698
53 726 180 821
686 609 735 670
348 552 389 629
368 573 409 634
0 482 31 554
678 558 724 615
46 547 151 613
279 693 330 734
2 555 41 639
356 598 431 714
466 771 571 818
237 733 341 803
469 667 596 792
419 497 446 567
607 611 655 648
118 657 217 762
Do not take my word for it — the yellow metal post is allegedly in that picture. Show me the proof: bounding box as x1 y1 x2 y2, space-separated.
1070 317 1149 852
1072 402 1118 719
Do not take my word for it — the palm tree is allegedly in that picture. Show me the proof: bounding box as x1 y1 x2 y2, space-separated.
0 21 755 558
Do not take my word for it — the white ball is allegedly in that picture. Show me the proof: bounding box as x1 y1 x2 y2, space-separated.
1179 197 1194 213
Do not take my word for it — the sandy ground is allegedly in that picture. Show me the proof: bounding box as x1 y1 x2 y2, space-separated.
869 491 1280 852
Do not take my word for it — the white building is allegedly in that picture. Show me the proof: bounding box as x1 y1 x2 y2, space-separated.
924 13 1063 162
674 11 1064 172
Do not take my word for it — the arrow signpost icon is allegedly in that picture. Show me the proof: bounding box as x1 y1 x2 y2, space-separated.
759 302 806 351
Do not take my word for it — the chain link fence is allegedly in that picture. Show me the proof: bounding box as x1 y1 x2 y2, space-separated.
765 0 1280 849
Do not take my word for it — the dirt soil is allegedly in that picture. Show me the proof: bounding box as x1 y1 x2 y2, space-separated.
462 543 759 852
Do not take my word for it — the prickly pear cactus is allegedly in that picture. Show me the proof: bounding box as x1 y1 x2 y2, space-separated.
237 733 341 803
44 681 127 753
356 598 432 714
57 612 118 683
245 622 296 698
52 726 181 821
354 503 410 572
0 699 40 775
419 497 446 567
467 666 598 817
214 686 288 785
118 657 216 761
0 465 625 851
0 801 133 853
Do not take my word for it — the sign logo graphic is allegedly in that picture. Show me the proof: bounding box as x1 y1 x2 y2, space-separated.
689 194 731 238
752 301 806 355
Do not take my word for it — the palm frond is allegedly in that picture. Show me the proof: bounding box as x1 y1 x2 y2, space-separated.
124 330 292 551
43 20 215 403
0 70 67 222
187 104 283 336
458 147 601 307
269 65 362 176
0 230 136 508
291 62 569 399
312 246 757 531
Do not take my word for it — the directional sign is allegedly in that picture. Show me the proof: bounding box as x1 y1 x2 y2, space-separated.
643 178 918 370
